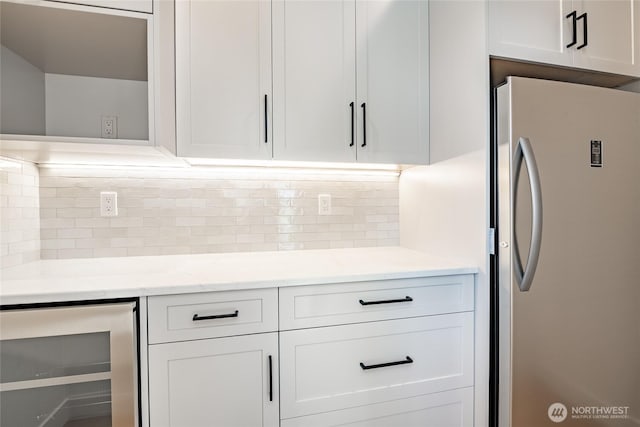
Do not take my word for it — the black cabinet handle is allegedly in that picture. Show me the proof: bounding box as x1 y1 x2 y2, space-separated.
359 296 413 306
576 12 588 49
192 310 239 321
349 102 355 147
566 11 577 48
268 355 273 402
360 356 413 370
264 94 268 143
360 103 367 147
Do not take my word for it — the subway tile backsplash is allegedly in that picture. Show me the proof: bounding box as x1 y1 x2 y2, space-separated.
1 158 41 269
38 167 399 259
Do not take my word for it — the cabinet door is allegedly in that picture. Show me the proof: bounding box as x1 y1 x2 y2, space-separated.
488 0 574 67
571 0 640 76
355 0 429 164
148 333 279 427
176 0 272 159
272 0 356 162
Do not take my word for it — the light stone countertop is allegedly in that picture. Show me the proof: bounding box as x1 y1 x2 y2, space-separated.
0 247 477 305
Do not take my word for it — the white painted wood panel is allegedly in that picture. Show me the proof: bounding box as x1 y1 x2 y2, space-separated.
280 313 474 418
176 0 272 159
355 0 428 164
272 0 356 162
279 275 474 330
148 333 279 427
572 0 640 76
280 387 474 427
488 0 573 66
147 288 278 344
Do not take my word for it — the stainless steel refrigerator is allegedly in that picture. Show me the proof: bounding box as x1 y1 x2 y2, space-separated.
494 76 640 426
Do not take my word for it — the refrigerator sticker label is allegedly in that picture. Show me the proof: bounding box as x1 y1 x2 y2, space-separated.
591 140 602 167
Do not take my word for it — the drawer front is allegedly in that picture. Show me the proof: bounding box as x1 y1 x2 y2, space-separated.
279 275 474 330
280 313 474 418
148 289 278 344
281 387 474 427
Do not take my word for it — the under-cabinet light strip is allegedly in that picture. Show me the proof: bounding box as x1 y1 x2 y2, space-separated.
0 157 24 169
37 163 401 177
184 157 401 171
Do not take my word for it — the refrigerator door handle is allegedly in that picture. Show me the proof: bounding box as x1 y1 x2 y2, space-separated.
512 137 543 292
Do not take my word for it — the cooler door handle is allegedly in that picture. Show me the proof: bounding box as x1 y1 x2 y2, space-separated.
512 137 543 292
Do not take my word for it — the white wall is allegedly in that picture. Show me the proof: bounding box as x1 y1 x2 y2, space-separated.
45 73 148 140
399 1 490 426
0 46 46 135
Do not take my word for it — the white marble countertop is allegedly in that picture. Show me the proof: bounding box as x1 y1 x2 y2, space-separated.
0 247 477 305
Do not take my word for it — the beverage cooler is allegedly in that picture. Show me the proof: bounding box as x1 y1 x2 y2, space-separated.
0 302 138 427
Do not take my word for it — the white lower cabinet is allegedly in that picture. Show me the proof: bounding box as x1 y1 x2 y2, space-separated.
146 275 475 427
280 387 474 427
148 332 279 427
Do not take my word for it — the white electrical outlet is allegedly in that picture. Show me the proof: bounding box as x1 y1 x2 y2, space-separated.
101 116 118 139
318 194 331 215
100 191 118 217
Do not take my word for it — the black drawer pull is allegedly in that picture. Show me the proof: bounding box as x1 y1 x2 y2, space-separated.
360 356 413 370
359 296 413 306
192 310 239 321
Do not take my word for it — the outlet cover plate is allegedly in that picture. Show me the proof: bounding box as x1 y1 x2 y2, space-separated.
318 194 331 215
100 191 118 217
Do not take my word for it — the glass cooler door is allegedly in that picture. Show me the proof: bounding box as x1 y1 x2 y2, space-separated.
0 302 137 427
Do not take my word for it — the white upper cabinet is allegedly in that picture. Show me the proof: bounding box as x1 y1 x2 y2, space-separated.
272 0 357 162
355 0 429 164
177 0 429 165
489 0 573 67
571 0 640 76
175 0 272 160
489 0 640 77
272 0 428 165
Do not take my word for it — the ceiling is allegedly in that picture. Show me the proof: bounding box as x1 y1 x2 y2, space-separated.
0 1 148 81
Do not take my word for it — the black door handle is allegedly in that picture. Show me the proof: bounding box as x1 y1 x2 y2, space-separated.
359 296 413 306
360 356 413 370
566 11 577 48
192 310 239 321
268 355 273 402
349 102 355 147
360 102 366 147
576 12 588 49
264 94 268 143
